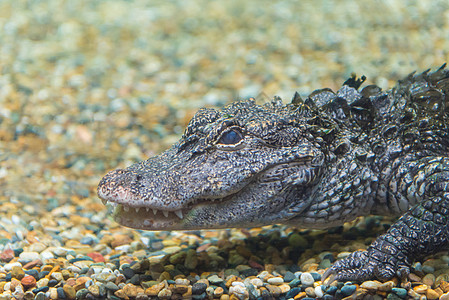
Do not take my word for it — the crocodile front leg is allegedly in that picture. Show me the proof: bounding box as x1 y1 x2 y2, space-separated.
323 158 449 282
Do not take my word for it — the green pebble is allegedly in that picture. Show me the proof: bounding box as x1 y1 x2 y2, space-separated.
184 249 198 270
288 233 308 248
207 274 223 284
228 250 246 266
318 258 331 269
224 269 239 277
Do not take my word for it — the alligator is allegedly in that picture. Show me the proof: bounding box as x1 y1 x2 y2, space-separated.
98 65 449 282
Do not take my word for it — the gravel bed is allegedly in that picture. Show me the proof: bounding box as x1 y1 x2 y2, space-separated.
1 0 449 299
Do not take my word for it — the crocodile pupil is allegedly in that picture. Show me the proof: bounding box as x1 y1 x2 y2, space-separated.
219 129 242 145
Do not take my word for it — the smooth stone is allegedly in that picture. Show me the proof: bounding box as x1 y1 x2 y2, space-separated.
300 272 314 286
391 287 407 298
249 278 263 288
310 272 321 281
4 262 22 271
207 275 223 284
63 285 76 300
286 287 301 298
426 289 440 300
57 287 66 299
184 249 198 270
288 278 300 287
11 266 25 280
423 273 436 287
283 271 296 282
267 277 284 285
378 281 395 292
192 282 207 295
229 285 249 300
265 285 281 297
360 280 381 291
315 285 324 298
440 292 449 300
288 233 308 248
34 292 46 300
18 252 41 264
422 265 435 274
157 288 172 298
318 259 331 269
341 284 357 296
305 286 316 297
105 282 119 291
387 292 403 300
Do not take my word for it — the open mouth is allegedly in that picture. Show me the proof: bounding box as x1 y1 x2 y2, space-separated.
101 197 217 230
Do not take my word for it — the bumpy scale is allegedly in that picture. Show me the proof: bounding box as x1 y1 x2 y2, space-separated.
98 65 449 282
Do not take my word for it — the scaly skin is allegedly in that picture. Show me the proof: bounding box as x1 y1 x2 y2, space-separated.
98 65 449 282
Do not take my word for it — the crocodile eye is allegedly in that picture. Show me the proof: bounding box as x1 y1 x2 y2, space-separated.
218 128 243 145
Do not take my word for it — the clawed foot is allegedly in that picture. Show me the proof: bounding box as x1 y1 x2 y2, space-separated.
322 248 411 283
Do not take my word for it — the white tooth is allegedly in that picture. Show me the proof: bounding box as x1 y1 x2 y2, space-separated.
135 207 140 213
146 207 150 212
174 210 183 219
163 211 169 218
124 206 129 212
152 209 158 215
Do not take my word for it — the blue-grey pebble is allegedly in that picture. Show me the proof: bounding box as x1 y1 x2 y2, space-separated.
192 282 207 295
311 272 321 281
57 287 66 299
318 259 332 269
130 274 140 285
286 287 301 298
387 293 403 300
192 293 207 300
289 278 300 287
48 279 58 287
32 287 49 294
25 269 39 279
422 265 435 273
121 267 135 279
283 271 296 282
391 287 407 299
341 284 356 296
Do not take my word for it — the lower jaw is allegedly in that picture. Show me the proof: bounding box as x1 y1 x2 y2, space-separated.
109 204 188 230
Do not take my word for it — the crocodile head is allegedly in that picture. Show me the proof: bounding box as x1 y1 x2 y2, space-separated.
98 98 326 230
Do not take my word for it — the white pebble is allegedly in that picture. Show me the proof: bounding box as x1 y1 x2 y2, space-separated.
229 285 249 299
250 278 263 288
232 281 245 287
175 278 190 285
267 277 284 285
257 271 270 281
300 272 315 286
40 250 55 261
18 251 41 264
315 286 324 298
